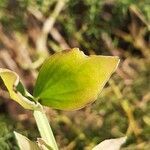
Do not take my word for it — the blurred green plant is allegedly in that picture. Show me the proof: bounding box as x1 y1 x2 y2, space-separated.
0 115 19 150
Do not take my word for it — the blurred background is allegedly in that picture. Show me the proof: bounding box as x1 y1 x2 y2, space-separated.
0 0 149 149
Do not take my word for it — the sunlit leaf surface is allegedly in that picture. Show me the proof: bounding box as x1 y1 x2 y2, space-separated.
14 131 40 150
0 68 41 110
34 48 119 110
92 136 127 150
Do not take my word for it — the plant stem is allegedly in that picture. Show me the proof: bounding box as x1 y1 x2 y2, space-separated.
34 110 58 150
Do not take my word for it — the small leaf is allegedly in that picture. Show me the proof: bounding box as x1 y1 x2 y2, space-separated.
33 48 119 110
92 137 127 150
0 68 41 110
14 131 40 150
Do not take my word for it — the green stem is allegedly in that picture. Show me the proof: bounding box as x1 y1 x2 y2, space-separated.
34 110 58 150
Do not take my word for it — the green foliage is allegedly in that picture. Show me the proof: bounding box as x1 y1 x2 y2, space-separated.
58 0 149 51
0 115 19 150
33 48 119 110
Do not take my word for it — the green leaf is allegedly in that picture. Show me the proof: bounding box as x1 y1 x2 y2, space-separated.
14 131 40 150
0 68 41 110
33 48 119 110
92 137 127 150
